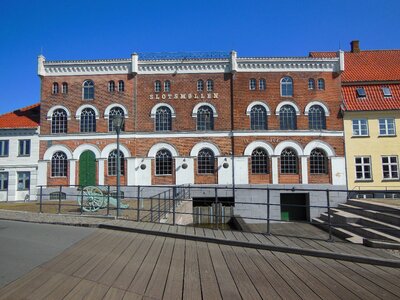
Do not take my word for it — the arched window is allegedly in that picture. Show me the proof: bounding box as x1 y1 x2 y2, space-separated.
259 79 266 90
250 105 267 130
52 82 59 94
251 148 269 174
108 107 125 132
118 80 124 92
80 108 96 132
197 80 204 92
197 106 214 130
108 81 115 92
61 82 68 94
51 109 68 134
281 77 293 97
318 78 325 90
108 149 125 176
154 80 161 92
281 148 298 174
155 106 172 131
164 80 170 92
308 78 315 90
279 105 297 130
51 151 67 177
249 78 256 90
155 149 173 175
308 105 326 130
310 149 328 174
206 79 214 92
198 148 215 174
83 80 94 99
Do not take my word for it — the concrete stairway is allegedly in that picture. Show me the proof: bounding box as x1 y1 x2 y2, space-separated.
313 199 400 248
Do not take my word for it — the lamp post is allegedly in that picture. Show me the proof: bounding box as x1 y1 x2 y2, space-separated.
112 114 124 218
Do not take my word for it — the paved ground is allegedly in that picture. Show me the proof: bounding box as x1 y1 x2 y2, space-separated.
0 219 94 288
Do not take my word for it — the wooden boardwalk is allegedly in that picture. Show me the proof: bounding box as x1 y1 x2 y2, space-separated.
1 228 400 300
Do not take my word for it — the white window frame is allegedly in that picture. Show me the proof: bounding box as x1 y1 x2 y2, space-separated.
0 172 8 190
0 140 9 157
355 156 372 181
17 172 30 190
259 79 266 91
378 118 396 136
19 140 31 156
382 156 399 180
206 79 214 92
352 119 369 136
249 78 256 90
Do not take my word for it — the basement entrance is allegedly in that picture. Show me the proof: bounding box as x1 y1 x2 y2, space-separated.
280 193 309 221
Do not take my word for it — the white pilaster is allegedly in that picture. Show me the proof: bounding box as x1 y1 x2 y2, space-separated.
98 158 106 185
272 156 279 184
301 156 308 184
135 158 152 185
233 157 249 184
126 158 136 185
175 157 194 185
218 157 232 185
331 157 347 185
37 160 48 186
69 159 76 186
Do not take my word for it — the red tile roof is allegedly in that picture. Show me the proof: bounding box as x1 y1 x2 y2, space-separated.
310 50 400 82
0 103 40 129
342 85 400 111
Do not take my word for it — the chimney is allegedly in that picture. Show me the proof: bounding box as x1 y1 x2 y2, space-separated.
350 40 360 53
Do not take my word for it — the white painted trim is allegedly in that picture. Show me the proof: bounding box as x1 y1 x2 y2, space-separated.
191 102 218 117
245 101 271 116
148 142 179 157
150 103 176 118
39 130 344 141
75 104 100 119
46 105 72 120
274 140 303 155
243 141 274 156
275 101 300 116
190 142 221 157
304 101 330 116
72 144 101 159
301 156 308 184
104 104 129 119
43 145 73 160
272 157 279 184
100 143 131 158
303 140 335 156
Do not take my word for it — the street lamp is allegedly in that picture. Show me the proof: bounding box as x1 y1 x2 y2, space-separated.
112 114 124 218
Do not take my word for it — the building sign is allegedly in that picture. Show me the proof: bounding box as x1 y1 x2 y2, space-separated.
149 93 219 100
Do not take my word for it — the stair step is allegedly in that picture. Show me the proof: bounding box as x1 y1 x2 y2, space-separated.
347 222 400 243
338 203 400 226
347 199 400 215
312 218 363 244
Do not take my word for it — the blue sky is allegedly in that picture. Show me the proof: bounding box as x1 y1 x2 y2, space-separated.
1 0 400 114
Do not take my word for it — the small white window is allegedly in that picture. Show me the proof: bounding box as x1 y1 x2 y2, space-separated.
308 78 315 90
61 82 68 94
317 78 325 90
259 79 266 91
206 79 214 92
52 82 59 94
249 78 256 90
382 156 399 179
382 87 392 97
379 118 396 136
197 80 204 92
164 80 171 92
118 80 125 92
108 81 115 92
19 140 31 156
154 81 161 93
352 119 368 136
355 157 372 180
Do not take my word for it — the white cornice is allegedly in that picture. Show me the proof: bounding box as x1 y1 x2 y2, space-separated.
43 61 131 76
138 60 230 74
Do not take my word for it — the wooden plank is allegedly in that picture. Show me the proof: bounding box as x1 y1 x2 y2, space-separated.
81 282 109 300
44 275 81 299
185 225 195 235
163 239 185 300
0 267 43 296
355 262 400 285
62 278 97 300
230 230 249 242
194 226 205 237
123 290 144 300
182 240 202 300
207 243 242 299
26 272 68 300
176 225 186 234
203 228 215 238
221 229 236 241
219 245 262 299
103 287 126 300
212 229 225 240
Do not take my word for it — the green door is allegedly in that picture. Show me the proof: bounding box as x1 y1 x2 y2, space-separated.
79 150 96 187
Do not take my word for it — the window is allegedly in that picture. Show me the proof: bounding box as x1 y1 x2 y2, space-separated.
310 149 328 174
308 78 315 90
51 151 67 177
249 78 256 90
19 140 31 156
259 79 266 91
17 172 30 190
352 119 368 136
281 77 293 97
356 87 366 98
108 81 115 92
154 80 161 93
197 80 204 92
155 106 172 131
197 106 214 130
80 108 96 132
280 148 298 174
61 82 68 94
251 148 269 174
0 140 9 156
279 105 297 130
108 150 125 176
317 78 325 90
155 149 173 175
164 80 170 92
52 82 59 94
83 80 94 100
0 172 8 190
382 87 392 97
108 107 125 132
198 148 215 174
379 118 395 136
52 109 68 134
118 80 125 92
382 156 399 179
355 157 372 180
250 105 267 130
206 79 214 92
308 105 326 130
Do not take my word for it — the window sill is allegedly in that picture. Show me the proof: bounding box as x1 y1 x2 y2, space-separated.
354 179 373 182
18 155 30 157
351 135 370 138
382 178 400 182
155 174 173 177
378 135 397 138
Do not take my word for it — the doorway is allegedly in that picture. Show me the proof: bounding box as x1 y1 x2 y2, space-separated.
79 150 96 186
280 193 309 221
